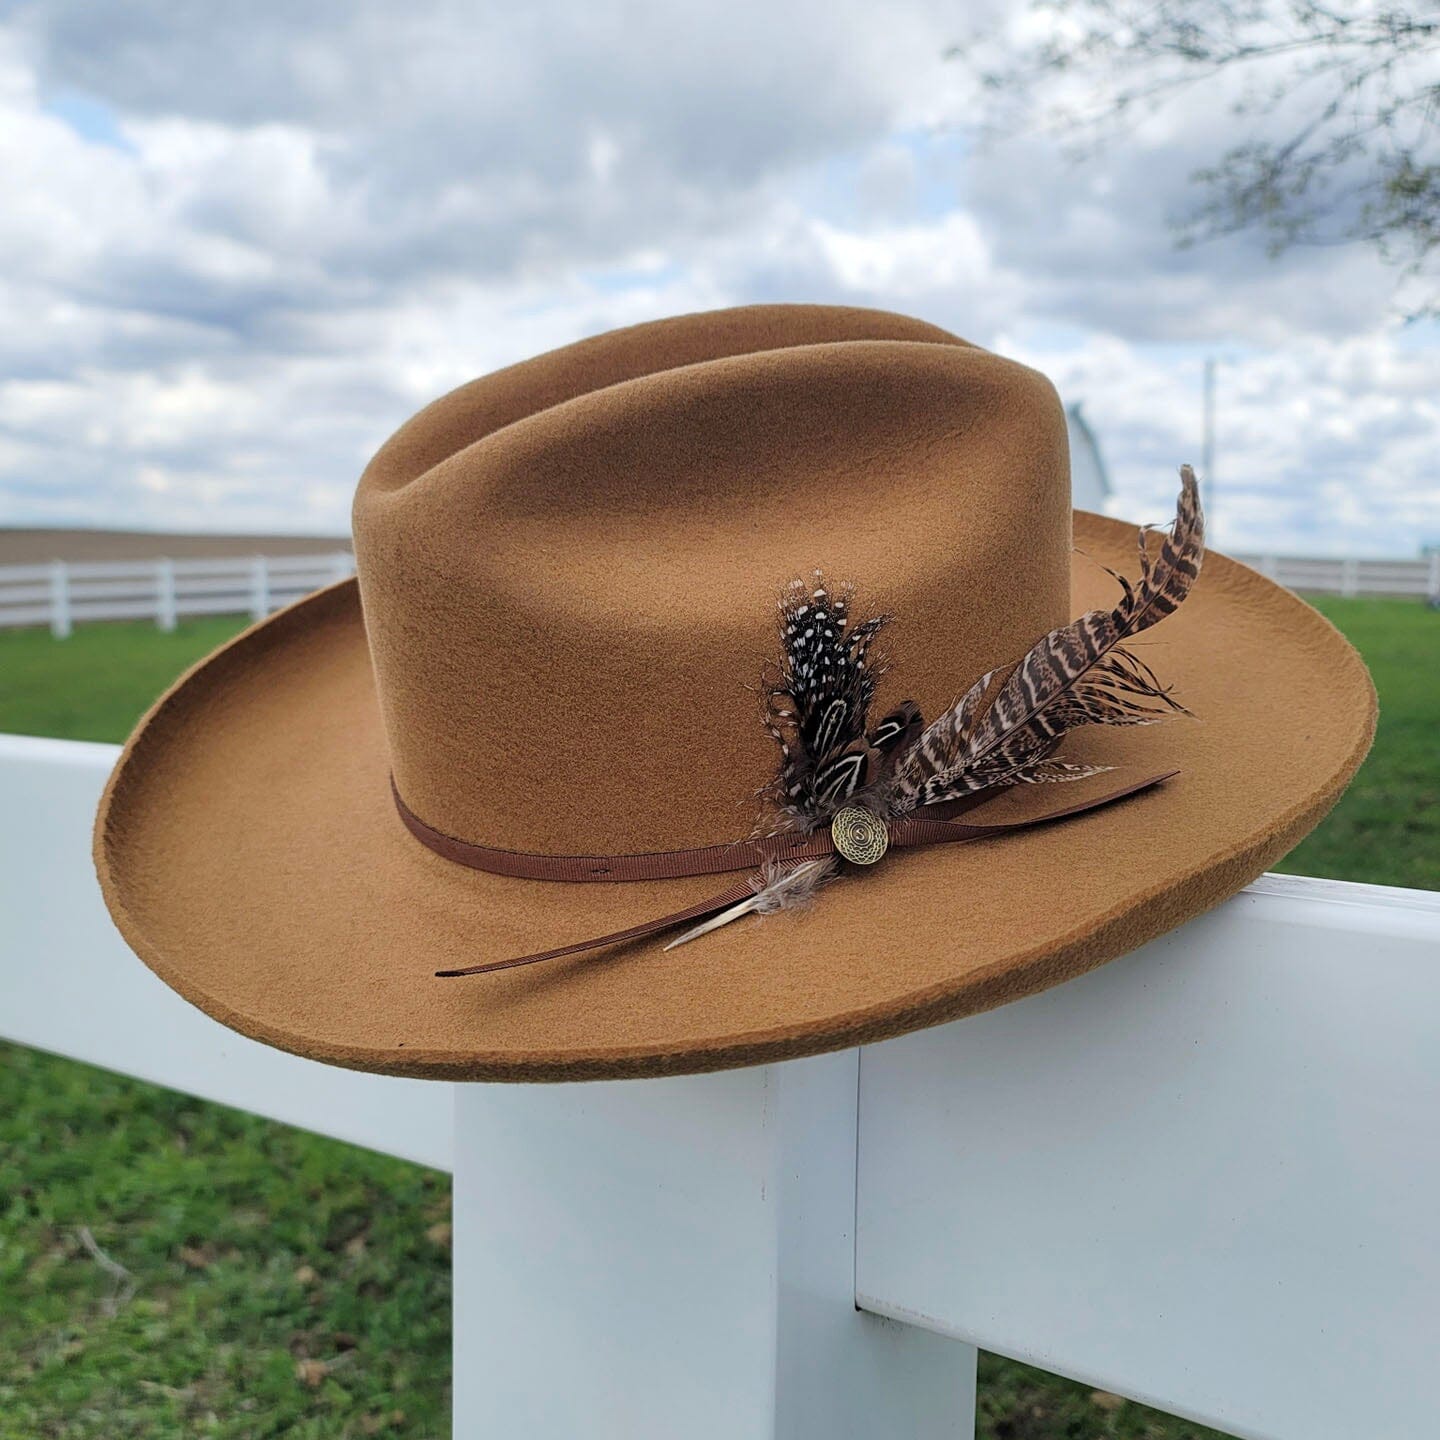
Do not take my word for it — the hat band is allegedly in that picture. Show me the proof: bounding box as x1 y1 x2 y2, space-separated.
391 770 1171 883
390 769 1177 977
390 775 837 881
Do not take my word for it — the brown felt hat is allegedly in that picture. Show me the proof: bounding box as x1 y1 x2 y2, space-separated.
94 304 1374 1082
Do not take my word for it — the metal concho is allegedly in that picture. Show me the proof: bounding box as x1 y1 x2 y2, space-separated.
831 806 889 866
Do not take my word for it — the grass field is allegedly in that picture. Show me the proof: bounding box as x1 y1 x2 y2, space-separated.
0 617 246 745
1271 598 1439 890
1 596 1434 1438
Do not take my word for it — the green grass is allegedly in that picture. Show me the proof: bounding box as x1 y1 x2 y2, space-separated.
0 1048 450 1440
976 1353 1231 1440
1272 597 1439 891
0 616 248 744
0 597 1435 1438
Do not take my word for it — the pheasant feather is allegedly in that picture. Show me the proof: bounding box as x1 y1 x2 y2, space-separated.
889 467 1204 812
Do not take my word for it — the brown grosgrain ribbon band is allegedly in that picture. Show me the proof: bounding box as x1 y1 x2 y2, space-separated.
392 770 1178 978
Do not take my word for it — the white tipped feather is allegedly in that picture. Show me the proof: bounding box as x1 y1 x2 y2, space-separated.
664 858 837 951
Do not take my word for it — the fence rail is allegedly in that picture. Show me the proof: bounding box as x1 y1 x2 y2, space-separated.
1232 551 1440 599
3 550 1434 637
0 553 355 636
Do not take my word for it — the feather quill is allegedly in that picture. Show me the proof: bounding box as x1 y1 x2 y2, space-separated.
889 467 1204 812
664 857 837 950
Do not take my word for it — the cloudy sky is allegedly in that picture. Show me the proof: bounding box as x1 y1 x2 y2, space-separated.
1 0 1436 555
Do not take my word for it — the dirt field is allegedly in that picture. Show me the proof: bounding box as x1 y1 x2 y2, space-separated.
0 528 351 565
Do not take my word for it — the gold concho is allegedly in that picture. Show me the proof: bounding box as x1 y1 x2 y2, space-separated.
831 806 889 866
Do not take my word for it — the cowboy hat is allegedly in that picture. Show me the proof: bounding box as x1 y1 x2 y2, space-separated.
93 304 1374 1081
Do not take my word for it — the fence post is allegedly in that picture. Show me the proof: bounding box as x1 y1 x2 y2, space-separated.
155 559 177 632
1429 551 1440 604
1341 557 1359 598
453 1052 973 1438
48 562 71 639
250 556 271 621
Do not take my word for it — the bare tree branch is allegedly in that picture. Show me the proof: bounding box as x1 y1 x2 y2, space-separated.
950 1 1440 312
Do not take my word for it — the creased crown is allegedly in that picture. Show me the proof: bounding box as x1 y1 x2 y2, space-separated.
353 304 1072 855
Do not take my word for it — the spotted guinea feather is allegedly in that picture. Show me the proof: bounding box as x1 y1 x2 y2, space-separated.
889 467 1204 811
761 572 894 826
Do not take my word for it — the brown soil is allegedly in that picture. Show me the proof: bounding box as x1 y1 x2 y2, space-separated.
0 528 350 565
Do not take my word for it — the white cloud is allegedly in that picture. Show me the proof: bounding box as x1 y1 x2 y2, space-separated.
1004 329 1440 555
0 0 1435 555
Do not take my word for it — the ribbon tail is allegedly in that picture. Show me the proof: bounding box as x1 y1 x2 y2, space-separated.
435 875 760 977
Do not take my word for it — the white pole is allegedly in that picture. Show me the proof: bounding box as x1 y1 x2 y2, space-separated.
1428 550 1440 604
250 556 270 621
156 558 177 632
49 561 71 639
1341 557 1359 598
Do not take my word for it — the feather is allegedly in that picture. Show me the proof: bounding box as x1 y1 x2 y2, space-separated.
889 466 1204 811
663 857 837 950
886 667 999 806
868 698 923 759
761 572 900 826
1011 759 1116 784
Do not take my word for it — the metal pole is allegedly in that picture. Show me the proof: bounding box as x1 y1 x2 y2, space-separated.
1202 356 1216 534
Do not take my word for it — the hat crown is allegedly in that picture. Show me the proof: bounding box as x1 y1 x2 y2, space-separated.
353 305 1072 854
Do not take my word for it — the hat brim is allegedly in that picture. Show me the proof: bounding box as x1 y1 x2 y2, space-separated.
94 513 1374 1081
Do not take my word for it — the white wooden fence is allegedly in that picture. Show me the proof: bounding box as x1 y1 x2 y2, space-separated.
1232 551 1440 600
0 553 354 637
3 732 1439 1439
0 552 1432 638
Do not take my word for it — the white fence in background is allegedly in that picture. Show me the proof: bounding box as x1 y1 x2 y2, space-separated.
3 733 1440 1439
0 553 354 637
1 552 1433 638
1233 551 1440 600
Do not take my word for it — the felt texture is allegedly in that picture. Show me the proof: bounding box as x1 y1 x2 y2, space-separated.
353 306 1066 852
94 305 1376 1083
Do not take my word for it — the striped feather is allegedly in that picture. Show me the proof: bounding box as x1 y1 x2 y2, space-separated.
890 467 1204 811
